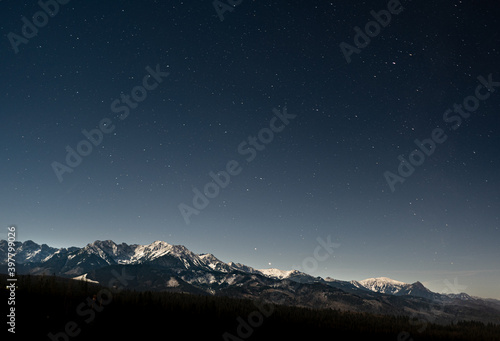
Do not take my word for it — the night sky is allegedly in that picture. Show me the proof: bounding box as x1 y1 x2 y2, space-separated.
1 1 499 299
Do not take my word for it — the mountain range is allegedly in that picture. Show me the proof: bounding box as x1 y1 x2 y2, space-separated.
2 239 500 325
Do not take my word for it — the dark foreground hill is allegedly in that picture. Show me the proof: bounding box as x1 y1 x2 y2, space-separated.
2 274 499 341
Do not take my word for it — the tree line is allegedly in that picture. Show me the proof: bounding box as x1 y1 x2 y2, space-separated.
2 274 499 340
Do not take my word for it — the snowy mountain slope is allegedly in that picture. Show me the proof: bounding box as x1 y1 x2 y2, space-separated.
257 268 298 279
3 238 499 326
199 253 233 272
354 277 408 295
73 273 99 284
352 277 451 301
0 239 477 303
227 261 260 274
0 240 60 264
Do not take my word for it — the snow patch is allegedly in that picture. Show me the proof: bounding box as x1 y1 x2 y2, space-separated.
167 277 179 287
73 273 99 284
258 268 295 279
357 277 408 294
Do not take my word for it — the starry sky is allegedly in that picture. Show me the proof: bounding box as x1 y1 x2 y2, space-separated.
1 1 499 299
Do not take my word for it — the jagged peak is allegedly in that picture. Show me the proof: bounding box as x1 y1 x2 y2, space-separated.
199 253 217 259
150 240 172 247
325 277 341 282
87 239 117 248
411 281 429 289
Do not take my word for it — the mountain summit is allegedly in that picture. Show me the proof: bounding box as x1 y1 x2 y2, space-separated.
354 277 408 295
2 239 499 325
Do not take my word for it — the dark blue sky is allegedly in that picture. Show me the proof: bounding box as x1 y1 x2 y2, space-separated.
1 1 499 298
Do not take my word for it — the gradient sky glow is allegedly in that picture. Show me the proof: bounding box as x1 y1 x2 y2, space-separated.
1 1 499 299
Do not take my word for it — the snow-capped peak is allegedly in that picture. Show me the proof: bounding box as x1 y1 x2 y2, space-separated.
0 240 59 264
360 277 407 286
126 240 176 263
150 240 172 248
257 268 297 279
228 262 260 274
199 253 227 270
355 277 408 295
